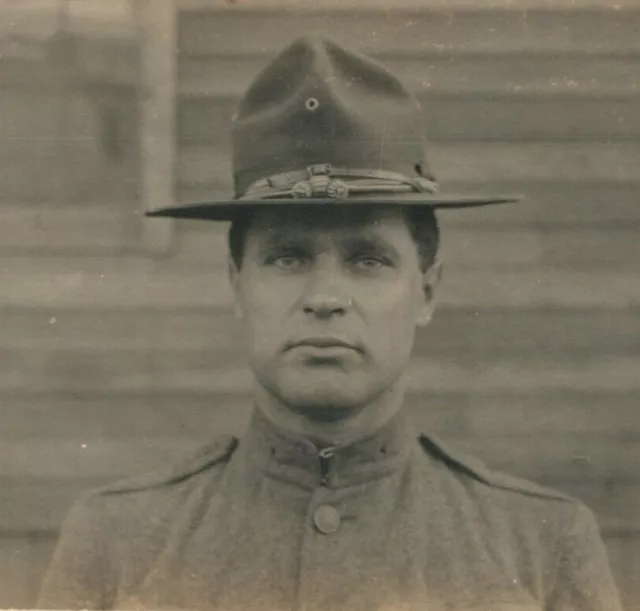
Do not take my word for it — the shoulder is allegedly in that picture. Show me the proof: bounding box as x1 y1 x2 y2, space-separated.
416 434 619 604
418 432 577 505
95 434 240 497
416 432 603 559
57 435 239 544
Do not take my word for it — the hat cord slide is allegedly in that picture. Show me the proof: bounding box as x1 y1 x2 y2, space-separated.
145 37 522 219
242 163 439 201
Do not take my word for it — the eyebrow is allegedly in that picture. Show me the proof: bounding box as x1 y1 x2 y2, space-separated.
340 234 401 260
256 230 402 259
256 232 309 255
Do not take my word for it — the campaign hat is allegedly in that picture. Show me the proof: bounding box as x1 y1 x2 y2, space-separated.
147 35 521 221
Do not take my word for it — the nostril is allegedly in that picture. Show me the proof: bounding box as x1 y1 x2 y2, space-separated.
304 305 347 317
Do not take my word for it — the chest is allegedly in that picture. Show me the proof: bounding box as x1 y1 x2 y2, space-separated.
116 469 544 611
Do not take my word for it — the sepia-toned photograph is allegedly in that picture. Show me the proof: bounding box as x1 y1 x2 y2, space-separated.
1 0 639 609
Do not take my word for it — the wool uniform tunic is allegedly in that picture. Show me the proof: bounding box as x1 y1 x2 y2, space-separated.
38 409 622 611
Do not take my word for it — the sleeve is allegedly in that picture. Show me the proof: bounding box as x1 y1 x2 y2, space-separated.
37 493 117 610
546 502 623 611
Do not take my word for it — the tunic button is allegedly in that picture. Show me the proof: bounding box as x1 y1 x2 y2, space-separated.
313 504 341 534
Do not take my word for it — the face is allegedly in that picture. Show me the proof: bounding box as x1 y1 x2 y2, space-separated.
229 206 439 417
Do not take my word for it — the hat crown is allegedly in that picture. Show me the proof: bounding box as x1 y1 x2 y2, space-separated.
231 36 432 198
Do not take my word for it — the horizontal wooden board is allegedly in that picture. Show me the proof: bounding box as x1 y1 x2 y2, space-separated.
178 182 640 224
4 449 632 504
174 221 640 271
178 92 640 143
177 142 640 188
73 38 138 88
178 0 640 10
0 1 133 41
0 477 103 535
0 146 138 205
448 436 640 485
405 356 640 394
0 84 136 139
5 306 640 355
0 393 254 444
4 210 640 268
179 54 640 98
0 435 638 512
3 257 640 308
463 394 640 438
440 226 640 270
0 204 141 254
2 347 639 394
177 8 640 56
0 439 194 480
1 471 638 534
2 391 640 443
0 536 56 609
530 482 640 535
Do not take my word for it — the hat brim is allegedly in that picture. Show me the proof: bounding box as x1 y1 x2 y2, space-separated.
145 193 523 221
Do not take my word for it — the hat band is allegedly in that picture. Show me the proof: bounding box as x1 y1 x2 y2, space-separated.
240 164 438 200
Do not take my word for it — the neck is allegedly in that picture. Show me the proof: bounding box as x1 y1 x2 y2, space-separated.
252 380 407 448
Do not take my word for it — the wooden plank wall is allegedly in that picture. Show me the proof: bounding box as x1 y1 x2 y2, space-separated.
1 2 640 608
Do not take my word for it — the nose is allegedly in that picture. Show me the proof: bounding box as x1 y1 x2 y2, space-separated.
302 262 351 318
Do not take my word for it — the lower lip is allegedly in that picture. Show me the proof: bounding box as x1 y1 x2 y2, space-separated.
292 344 357 357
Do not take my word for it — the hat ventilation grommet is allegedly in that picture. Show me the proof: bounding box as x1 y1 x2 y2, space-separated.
144 37 523 219
305 97 320 112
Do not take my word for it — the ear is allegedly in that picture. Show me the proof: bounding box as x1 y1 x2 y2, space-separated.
228 254 243 320
417 258 443 327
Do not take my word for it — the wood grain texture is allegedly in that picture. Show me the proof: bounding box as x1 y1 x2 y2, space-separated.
177 142 640 188
172 220 640 271
4 306 640 354
2 472 639 535
1 390 639 442
178 54 640 98
0 85 138 204
178 0 640 9
0 204 141 254
2 349 639 394
0 434 637 529
177 8 640 56
2 2 639 607
3 257 640 308
176 182 640 223
178 92 640 141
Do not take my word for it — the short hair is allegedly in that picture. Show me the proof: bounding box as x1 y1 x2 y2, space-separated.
228 206 440 273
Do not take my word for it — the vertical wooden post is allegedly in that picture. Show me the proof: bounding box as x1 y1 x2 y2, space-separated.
133 0 177 254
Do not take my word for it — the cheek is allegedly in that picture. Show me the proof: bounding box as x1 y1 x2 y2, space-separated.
237 276 301 340
364 276 424 322
357 278 425 354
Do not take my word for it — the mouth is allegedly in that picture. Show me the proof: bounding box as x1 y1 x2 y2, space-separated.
286 337 360 352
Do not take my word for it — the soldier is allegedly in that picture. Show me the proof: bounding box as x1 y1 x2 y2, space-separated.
38 36 622 611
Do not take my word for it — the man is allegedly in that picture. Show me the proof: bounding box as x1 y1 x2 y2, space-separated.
39 36 622 611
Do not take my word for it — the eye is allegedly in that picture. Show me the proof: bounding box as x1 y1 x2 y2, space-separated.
267 253 308 271
351 256 388 272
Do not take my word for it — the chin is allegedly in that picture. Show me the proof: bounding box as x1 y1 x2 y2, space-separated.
287 401 361 423
263 369 376 414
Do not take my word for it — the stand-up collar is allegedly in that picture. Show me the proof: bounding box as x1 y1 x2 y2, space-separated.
235 407 417 490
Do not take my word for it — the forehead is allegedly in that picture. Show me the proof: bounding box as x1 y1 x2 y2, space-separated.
245 205 411 243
